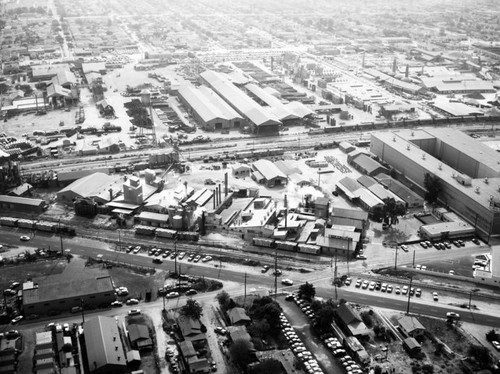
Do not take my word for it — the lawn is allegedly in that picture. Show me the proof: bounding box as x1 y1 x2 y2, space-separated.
0 259 67 290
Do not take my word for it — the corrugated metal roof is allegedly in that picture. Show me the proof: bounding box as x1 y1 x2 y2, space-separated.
0 195 45 207
252 159 286 181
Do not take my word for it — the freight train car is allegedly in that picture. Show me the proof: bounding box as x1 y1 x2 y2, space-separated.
275 240 298 252
17 219 35 229
35 221 56 232
177 231 199 241
297 244 321 255
156 228 177 239
0 217 18 227
252 238 276 248
135 225 156 236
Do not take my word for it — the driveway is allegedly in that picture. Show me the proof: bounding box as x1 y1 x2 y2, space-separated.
279 296 344 373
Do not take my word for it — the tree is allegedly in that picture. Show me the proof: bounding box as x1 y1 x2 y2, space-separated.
468 344 492 367
424 173 442 204
17 84 33 96
180 299 203 320
215 290 230 311
248 359 281 374
60 342 72 353
230 338 253 368
315 304 336 331
486 329 498 342
298 282 316 302
0 83 9 94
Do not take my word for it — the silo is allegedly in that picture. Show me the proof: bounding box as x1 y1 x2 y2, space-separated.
172 215 183 230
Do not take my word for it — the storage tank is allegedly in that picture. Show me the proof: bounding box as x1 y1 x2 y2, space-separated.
172 215 183 230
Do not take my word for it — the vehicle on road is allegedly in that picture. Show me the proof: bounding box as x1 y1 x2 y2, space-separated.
281 279 293 286
261 265 270 273
491 341 500 351
202 256 213 263
11 316 23 324
128 309 141 316
152 258 163 264
214 326 227 335
19 235 30 241
185 289 197 296
273 269 282 276
111 301 123 307
166 292 180 299
356 254 367 260
433 292 439 301
126 299 139 305
446 312 460 320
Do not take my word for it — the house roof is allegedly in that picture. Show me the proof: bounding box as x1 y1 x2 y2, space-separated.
177 316 205 341
351 154 386 174
403 337 421 350
128 324 151 346
331 207 368 221
46 83 72 98
228 307 251 325
0 195 45 207
83 316 126 371
179 340 197 358
337 303 362 325
7 183 32 196
398 316 425 333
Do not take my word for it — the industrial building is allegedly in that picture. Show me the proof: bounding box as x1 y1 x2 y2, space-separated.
57 172 123 204
178 85 243 131
370 128 500 240
200 70 282 134
22 275 115 316
0 195 48 213
83 316 126 374
336 177 384 214
251 160 288 187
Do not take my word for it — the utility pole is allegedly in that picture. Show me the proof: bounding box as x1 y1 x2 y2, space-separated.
284 194 288 229
394 245 398 270
406 250 416 315
244 272 247 306
118 229 122 252
334 248 338 302
80 298 85 325
274 246 278 298
174 240 178 276
346 238 351 276
469 288 480 310
58 219 64 255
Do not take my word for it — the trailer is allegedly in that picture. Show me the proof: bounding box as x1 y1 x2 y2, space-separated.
0 217 18 227
177 231 199 241
135 225 156 236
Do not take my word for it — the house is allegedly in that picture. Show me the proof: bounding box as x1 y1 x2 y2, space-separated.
232 164 252 178
96 100 115 118
7 183 32 197
403 337 422 353
336 303 370 336
227 307 251 326
177 316 206 343
178 340 211 374
398 316 425 338
128 324 153 350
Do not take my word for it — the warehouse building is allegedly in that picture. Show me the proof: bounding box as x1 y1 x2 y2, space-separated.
420 76 495 94
83 316 126 374
57 172 122 204
22 275 115 316
200 70 282 134
370 128 500 240
252 159 287 187
336 177 384 213
178 85 243 131
375 174 424 208
0 195 48 213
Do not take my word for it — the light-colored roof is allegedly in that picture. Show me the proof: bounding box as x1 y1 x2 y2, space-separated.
31 63 70 78
57 172 121 202
432 101 483 116
252 159 286 181
84 316 126 371
46 83 72 98
81 62 106 74
398 316 425 333
200 70 281 127
245 83 298 121
421 76 495 93
0 195 45 207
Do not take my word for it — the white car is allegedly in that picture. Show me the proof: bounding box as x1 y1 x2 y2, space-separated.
19 235 30 241
446 312 460 320
126 298 139 305
492 341 500 351
281 279 294 286
202 256 213 263
432 292 439 301
11 316 23 324
166 291 180 299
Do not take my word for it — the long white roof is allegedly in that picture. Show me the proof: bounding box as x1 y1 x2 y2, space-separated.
200 70 281 127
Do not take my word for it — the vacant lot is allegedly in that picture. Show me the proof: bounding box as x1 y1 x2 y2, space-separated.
0 259 67 290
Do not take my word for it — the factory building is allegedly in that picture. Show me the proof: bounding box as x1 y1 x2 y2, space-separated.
251 159 288 188
57 172 122 204
200 70 282 134
370 128 500 240
178 85 244 131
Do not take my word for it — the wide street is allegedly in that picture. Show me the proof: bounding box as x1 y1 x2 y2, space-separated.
2 228 500 331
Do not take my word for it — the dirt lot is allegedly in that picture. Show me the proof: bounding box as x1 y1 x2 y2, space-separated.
0 258 67 291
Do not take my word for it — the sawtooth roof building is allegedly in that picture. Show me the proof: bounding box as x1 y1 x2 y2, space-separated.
178 85 243 131
200 70 282 134
370 128 500 240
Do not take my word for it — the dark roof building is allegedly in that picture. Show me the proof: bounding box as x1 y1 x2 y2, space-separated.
83 316 126 374
177 316 206 343
336 303 370 336
128 324 152 350
0 195 48 213
398 316 425 338
348 153 388 177
228 307 251 326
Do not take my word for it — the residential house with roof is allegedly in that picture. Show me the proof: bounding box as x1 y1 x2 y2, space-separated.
227 307 251 326
128 324 153 350
336 303 370 337
177 316 206 344
83 316 126 374
397 316 425 338
178 340 211 374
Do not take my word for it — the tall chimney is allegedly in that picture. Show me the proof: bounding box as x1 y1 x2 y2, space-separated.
215 187 219 205
218 184 222 203
405 64 409 78
392 57 397 73
213 190 216 209
224 173 228 197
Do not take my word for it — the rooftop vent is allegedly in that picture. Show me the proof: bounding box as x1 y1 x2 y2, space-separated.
475 186 480 194
438 163 442 170
422 153 426 160
392 136 396 142
484 177 489 184
406 144 410 151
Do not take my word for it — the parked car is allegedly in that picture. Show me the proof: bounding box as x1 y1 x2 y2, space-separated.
152 258 163 264
214 327 227 335
273 269 282 276
193 255 201 263
133 246 141 254
491 341 500 351
3 289 16 296
126 299 139 305
281 279 294 286
19 235 30 241
128 309 141 316
433 292 439 301
202 256 213 263
185 289 197 296
111 301 123 307
355 279 362 288
11 316 23 324
400 244 408 252
166 292 180 299
472 238 480 245
261 265 270 273
446 312 460 320
345 277 352 286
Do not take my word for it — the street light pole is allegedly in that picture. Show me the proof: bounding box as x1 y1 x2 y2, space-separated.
394 245 398 270
406 250 416 315
469 288 480 310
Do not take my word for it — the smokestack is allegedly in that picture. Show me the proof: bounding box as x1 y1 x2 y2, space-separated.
215 187 219 206
213 190 216 209
224 173 228 197
109 188 113 202
392 57 397 73
218 184 222 204
405 64 409 78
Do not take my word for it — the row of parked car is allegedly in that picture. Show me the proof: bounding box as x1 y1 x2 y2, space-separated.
354 279 429 298
280 312 324 374
292 294 364 374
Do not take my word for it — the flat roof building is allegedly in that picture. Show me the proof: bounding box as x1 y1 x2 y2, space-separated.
370 128 500 239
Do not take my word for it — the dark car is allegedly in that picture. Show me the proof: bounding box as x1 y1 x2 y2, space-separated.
152 258 163 264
